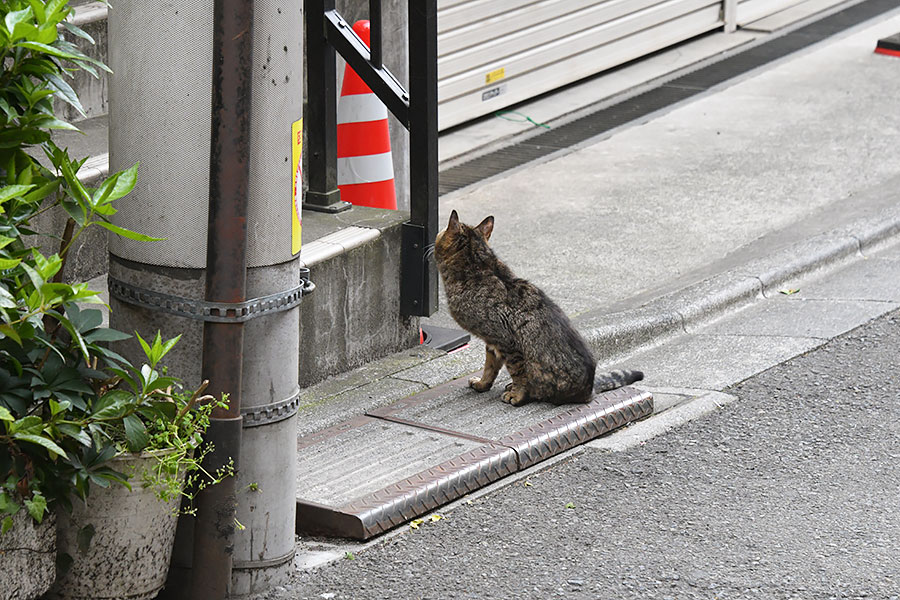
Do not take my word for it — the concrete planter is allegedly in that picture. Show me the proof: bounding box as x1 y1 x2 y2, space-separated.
0 510 56 600
48 451 184 600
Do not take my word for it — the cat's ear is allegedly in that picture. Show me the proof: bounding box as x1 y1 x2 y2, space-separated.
476 216 494 241
448 210 461 231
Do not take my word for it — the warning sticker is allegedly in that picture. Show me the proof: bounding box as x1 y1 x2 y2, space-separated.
291 118 302 256
485 67 505 85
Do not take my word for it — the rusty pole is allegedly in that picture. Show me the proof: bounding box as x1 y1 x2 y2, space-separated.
191 0 253 596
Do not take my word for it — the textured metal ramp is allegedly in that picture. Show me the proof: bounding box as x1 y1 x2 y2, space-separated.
296 385 652 540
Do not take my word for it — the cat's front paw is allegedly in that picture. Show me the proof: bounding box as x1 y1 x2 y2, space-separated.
502 388 526 406
468 376 492 392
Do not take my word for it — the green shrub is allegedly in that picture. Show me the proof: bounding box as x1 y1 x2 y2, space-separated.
0 0 227 532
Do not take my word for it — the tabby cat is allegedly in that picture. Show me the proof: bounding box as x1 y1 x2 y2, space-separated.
434 210 643 406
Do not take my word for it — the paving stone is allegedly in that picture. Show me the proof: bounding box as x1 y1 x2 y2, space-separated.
704 297 898 339
779 258 900 303
614 333 822 390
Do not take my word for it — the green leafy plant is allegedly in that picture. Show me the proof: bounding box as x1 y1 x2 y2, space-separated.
114 332 234 514
0 0 228 532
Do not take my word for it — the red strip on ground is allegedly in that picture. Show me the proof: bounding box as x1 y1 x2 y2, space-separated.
875 46 900 57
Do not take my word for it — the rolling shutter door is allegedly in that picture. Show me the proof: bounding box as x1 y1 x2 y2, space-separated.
736 0 810 24
437 0 726 130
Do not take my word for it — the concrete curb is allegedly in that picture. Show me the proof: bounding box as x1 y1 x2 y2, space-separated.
579 202 900 366
587 390 737 452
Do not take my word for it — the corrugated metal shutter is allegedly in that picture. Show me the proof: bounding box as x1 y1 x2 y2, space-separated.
437 0 725 130
736 0 809 24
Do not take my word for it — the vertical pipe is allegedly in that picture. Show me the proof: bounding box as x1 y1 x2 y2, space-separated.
369 0 382 69
192 0 253 596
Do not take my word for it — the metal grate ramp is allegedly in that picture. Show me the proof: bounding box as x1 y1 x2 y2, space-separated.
296 383 652 540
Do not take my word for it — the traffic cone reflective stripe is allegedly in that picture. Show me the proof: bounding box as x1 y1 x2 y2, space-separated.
338 151 394 185
336 20 397 210
337 120 391 156
337 93 389 124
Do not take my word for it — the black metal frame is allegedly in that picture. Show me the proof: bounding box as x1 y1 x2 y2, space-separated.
305 0 438 317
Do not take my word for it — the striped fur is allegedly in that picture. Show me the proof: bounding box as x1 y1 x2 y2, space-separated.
594 369 644 393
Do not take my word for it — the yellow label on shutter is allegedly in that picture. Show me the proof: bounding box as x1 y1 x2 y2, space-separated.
485 67 505 85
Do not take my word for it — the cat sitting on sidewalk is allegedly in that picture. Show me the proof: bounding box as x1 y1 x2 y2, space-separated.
434 210 642 406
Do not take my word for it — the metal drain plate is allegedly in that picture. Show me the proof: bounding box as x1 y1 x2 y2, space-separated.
296 385 652 539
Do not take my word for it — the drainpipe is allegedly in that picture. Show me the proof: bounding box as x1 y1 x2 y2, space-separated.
191 0 253 597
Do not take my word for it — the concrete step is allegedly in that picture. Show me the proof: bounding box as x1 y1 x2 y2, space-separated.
56 2 108 123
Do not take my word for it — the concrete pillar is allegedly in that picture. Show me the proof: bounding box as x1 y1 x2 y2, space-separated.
107 0 303 595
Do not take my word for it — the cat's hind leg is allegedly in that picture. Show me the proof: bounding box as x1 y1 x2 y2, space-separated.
501 352 528 406
469 344 504 392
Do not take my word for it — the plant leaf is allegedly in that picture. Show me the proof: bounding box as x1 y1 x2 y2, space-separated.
102 163 138 204
76 524 95 554
24 492 47 523
27 0 46 24
0 184 36 204
61 20 94 45
46 73 85 117
123 413 149 452
0 258 22 270
57 423 91 446
14 39 88 62
0 325 22 345
84 328 131 343
30 116 79 132
12 433 68 458
5 7 34 40
95 221 164 242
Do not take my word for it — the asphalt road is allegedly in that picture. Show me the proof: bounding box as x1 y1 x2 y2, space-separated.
267 308 900 600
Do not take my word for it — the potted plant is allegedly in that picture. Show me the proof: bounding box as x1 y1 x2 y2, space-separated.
44 331 232 600
0 1 232 598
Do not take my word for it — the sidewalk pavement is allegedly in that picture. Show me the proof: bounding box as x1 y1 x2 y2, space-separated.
285 0 900 576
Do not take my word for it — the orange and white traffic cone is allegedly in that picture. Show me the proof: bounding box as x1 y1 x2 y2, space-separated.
337 20 397 210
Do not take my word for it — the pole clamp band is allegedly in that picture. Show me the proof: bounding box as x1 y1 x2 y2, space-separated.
108 268 315 323
241 389 301 428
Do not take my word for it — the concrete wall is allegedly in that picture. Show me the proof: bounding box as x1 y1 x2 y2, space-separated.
299 209 419 388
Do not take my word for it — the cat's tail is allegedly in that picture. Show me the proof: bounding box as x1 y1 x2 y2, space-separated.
593 369 644 392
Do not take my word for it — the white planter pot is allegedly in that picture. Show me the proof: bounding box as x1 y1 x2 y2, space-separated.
0 510 56 600
48 451 184 600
